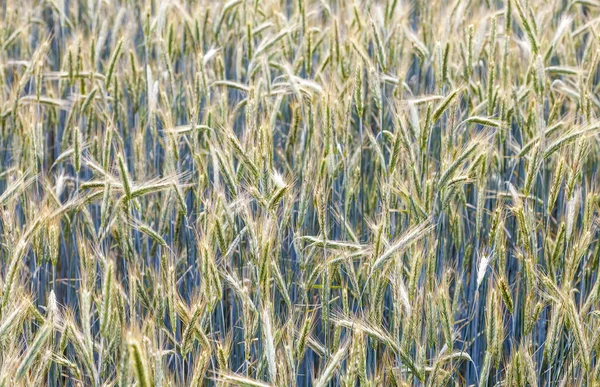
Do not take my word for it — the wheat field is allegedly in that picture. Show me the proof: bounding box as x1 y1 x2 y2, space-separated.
1 0 600 385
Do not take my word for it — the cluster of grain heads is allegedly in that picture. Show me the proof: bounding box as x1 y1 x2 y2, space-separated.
1 0 600 385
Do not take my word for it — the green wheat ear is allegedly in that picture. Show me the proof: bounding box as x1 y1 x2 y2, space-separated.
128 336 151 387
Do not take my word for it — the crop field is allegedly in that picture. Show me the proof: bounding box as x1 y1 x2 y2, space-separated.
1 0 600 385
